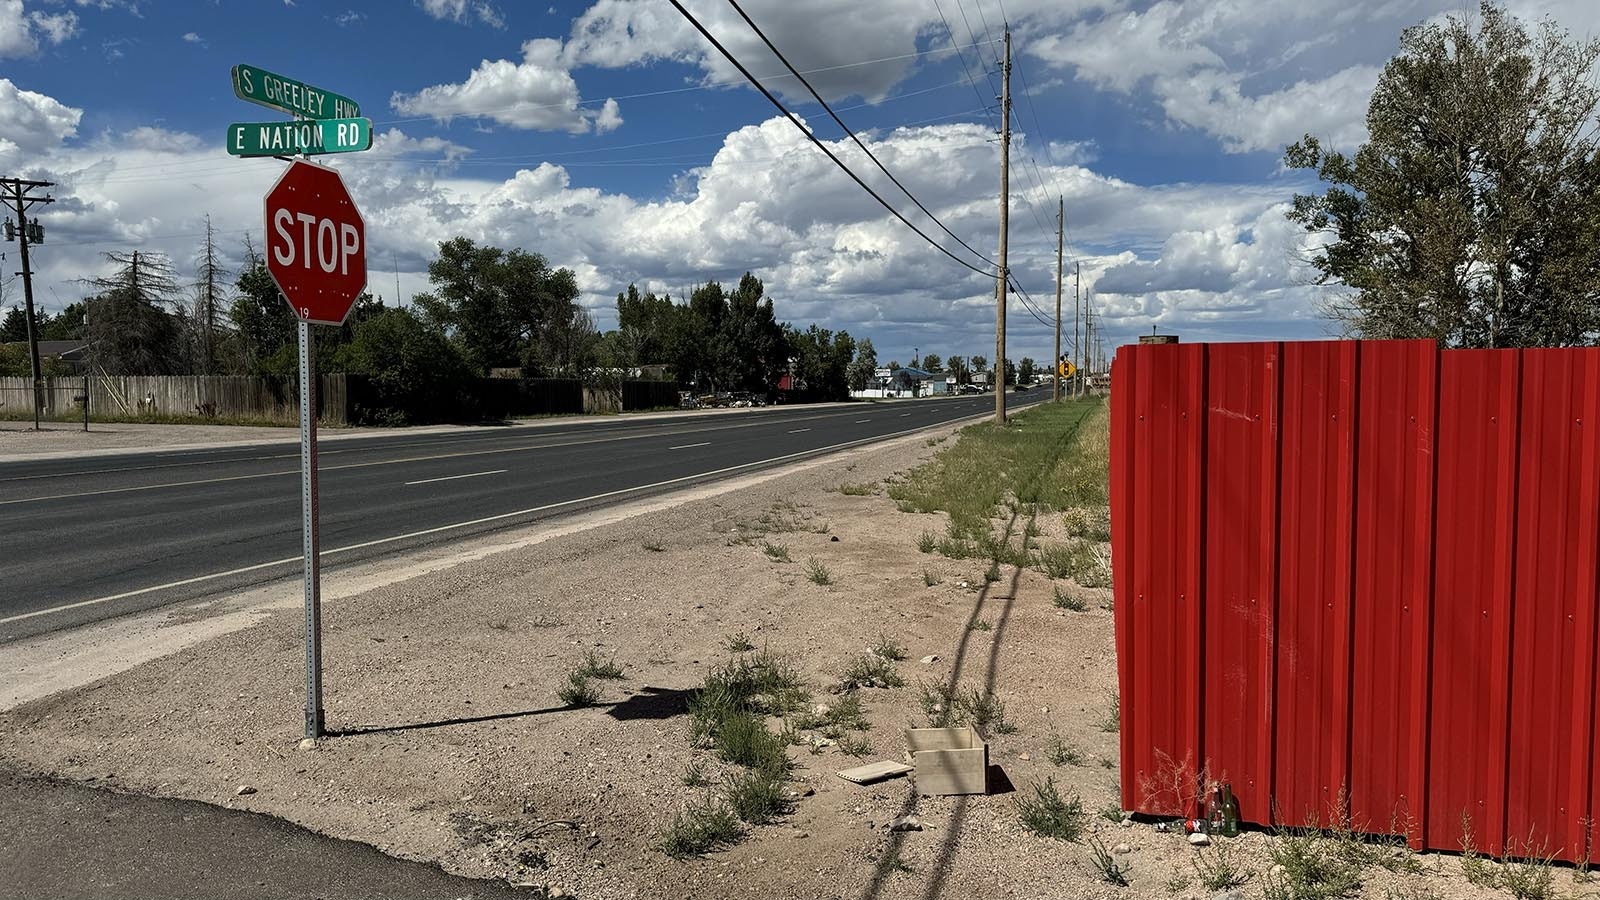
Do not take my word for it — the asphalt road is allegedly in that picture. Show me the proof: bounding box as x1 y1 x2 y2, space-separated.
1 389 1045 643
0 772 529 900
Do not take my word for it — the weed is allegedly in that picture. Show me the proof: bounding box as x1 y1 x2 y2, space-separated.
836 733 872 757
1100 689 1121 732
557 671 601 707
917 532 937 553
1052 586 1087 611
888 852 914 874
937 536 979 560
870 632 908 661
486 619 512 632
723 632 756 653
1046 735 1082 766
1165 873 1193 893
761 540 791 562
1024 519 1042 540
811 521 831 534
1087 835 1131 886
1192 841 1251 890
1264 828 1363 900
1100 757 1114 769
1036 539 1111 586
1098 802 1124 823
1384 883 1443 900
1016 777 1086 841
578 649 624 680
839 653 905 690
923 570 942 587
838 482 877 496
1501 836 1558 900
916 682 1012 734
971 619 992 632
642 538 665 552
1459 813 1499 888
804 559 833 585
724 768 791 824
659 795 742 858
712 711 789 772
682 759 713 788
984 561 1002 583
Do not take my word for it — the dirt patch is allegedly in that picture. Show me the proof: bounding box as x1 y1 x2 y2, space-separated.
0 411 1534 900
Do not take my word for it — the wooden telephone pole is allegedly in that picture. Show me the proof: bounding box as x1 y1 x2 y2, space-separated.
1053 196 1062 403
2 177 54 429
993 29 1011 424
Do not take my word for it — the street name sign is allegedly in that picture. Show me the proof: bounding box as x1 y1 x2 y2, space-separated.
264 159 367 326
232 63 361 119
226 118 373 157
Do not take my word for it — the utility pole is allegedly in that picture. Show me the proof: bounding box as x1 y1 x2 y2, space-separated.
1053 196 1063 403
1073 261 1081 399
993 29 1011 424
3 177 55 430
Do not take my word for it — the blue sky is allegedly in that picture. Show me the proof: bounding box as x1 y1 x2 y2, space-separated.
1 0 1593 367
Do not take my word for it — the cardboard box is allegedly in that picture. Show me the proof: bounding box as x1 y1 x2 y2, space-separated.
906 725 988 795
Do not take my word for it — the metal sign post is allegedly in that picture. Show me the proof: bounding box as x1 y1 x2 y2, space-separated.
233 63 369 743
298 318 324 739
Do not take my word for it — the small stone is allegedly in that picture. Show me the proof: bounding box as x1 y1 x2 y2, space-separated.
886 815 923 832
235 785 257 796
920 655 939 665
1018 752 1031 761
794 831 809 839
1113 842 1132 854
830 536 840 542
813 704 832 717
296 738 318 751
1188 832 1211 847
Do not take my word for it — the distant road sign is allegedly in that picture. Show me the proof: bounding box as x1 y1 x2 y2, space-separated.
265 159 366 326
232 63 361 119
226 118 372 157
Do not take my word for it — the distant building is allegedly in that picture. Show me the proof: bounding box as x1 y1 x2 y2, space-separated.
1 340 89 373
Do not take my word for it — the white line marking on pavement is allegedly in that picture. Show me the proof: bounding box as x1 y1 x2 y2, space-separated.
668 442 710 450
855 418 871 423
900 413 911 417
0 418 980 626
787 428 810 434
404 469 506 486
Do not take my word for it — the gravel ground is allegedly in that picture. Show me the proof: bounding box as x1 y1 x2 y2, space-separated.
0 418 1551 900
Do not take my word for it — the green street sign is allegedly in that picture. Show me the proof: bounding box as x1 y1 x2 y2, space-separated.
231 63 360 119
226 118 373 157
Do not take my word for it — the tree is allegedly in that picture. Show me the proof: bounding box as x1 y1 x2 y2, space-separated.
230 248 298 375
79 250 186 374
720 273 789 393
414 237 587 375
336 307 468 424
946 355 967 383
1019 357 1036 383
1286 2 1600 347
1 306 29 343
969 355 987 377
847 337 878 392
191 215 228 374
921 353 942 372
1004 358 1018 386
41 303 84 340
614 284 676 367
783 323 854 401
887 360 901 370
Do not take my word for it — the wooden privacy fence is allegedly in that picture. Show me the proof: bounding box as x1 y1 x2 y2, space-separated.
0 374 352 425
1111 339 1600 863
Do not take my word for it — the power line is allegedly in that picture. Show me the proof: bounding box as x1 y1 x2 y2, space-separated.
664 0 995 278
723 0 998 270
930 0 996 124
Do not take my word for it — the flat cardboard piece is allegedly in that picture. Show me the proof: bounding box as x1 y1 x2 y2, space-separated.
837 760 914 784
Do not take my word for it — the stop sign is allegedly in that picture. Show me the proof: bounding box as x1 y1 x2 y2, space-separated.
264 159 366 325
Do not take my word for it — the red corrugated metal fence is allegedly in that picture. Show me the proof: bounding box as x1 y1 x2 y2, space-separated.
1111 338 1600 862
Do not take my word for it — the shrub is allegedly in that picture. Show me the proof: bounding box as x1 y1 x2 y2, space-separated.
659 795 741 858
558 671 600 707
1053 586 1087 611
1017 777 1085 841
804 559 833 585
839 652 905 689
917 532 937 553
724 768 790 824
761 540 790 562
578 649 623 680
1088 835 1131 886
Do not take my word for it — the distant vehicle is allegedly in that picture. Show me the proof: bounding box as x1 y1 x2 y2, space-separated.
959 383 983 394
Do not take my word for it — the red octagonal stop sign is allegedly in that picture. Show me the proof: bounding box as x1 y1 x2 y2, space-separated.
264 159 366 326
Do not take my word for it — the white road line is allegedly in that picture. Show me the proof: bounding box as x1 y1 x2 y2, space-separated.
900 413 911 417
787 428 811 434
404 469 506 486
668 442 710 450
855 418 871 423
0 417 979 626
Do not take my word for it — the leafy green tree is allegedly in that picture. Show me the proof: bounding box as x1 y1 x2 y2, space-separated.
614 284 677 366
1019 357 1035 383
921 353 942 372
336 307 468 424
720 273 789 393
946 355 967 383
847 337 878 392
414 237 586 375
1286 1 1600 346
41 303 84 340
969 355 987 378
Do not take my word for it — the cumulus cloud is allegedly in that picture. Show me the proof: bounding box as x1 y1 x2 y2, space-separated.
391 38 622 133
416 0 503 28
0 0 79 57
0 78 83 154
